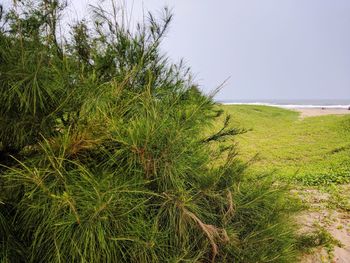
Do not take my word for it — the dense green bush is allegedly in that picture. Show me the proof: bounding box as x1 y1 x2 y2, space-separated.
0 1 301 262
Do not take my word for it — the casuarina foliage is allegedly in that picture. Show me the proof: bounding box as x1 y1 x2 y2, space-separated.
0 1 301 262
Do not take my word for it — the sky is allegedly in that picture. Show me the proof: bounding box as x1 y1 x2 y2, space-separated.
3 0 350 101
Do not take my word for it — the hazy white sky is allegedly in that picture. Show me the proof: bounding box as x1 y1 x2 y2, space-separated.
3 0 350 101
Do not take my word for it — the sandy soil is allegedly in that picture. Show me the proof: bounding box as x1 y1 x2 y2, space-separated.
296 186 350 263
295 108 350 118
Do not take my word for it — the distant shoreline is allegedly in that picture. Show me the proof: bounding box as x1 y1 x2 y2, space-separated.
220 102 350 109
220 102 350 117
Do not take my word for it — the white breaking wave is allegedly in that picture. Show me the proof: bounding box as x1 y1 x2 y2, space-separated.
220 102 350 109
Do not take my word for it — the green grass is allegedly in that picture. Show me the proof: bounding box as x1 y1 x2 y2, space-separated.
221 105 350 185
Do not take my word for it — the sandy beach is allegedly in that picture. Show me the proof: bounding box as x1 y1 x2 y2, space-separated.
294 108 350 118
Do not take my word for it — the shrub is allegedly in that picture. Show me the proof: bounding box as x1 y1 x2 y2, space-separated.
0 1 301 262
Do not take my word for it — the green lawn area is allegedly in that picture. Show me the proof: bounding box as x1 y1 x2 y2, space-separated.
221 105 350 186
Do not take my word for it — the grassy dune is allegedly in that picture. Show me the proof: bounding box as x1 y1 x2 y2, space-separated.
221 105 350 261
221 105 350 186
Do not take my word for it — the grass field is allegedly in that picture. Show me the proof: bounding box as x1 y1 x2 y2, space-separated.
221 105 350 186
220 105 350 261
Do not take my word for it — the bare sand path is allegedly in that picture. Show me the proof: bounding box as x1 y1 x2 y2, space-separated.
294 108 350 118
297 186 350 263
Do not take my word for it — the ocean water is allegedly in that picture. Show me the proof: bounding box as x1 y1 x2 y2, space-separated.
218 99 350 109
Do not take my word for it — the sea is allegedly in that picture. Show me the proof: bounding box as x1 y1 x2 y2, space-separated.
217 99 350 109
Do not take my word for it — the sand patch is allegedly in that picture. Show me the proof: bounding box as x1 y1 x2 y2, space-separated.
294 108 350 118
296 187 350 262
